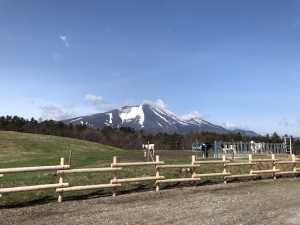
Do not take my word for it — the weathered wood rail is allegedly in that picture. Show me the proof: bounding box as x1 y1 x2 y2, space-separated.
111 155 165 192
55 165 123 202
192 155 231 181
155 155 201 190
0 158 70 199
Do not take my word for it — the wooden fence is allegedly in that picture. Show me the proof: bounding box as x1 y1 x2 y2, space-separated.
1 154 300 202
0 158 70 199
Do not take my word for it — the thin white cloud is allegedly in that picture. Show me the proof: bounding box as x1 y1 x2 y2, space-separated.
181 111 205 120
143 99 168 109
52 53 61 62
63 103 76 109
60 35 69 47
40 105 77 120
84 94 103 105
84 94 113 111
220 122 249 130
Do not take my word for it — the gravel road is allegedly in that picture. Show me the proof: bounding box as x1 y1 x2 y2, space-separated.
1 178 300 225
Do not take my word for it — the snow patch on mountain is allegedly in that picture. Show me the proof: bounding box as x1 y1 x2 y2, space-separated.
120 105 144 125
69 117 82 123
106 113 113 124
190 118 204 124
153 106 188 125
152 110 171 125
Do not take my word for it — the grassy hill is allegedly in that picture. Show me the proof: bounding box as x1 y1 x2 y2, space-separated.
0 131 131 168
0 131 144 206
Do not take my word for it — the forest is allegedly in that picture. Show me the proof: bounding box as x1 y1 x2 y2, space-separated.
0 115 299 154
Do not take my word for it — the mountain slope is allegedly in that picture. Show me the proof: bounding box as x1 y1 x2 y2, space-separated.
62 103 258 135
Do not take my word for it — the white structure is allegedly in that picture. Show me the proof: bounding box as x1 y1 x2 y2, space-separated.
283 136 292 155
214 140 288 158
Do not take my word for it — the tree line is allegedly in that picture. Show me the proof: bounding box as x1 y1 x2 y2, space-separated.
1 115 299 154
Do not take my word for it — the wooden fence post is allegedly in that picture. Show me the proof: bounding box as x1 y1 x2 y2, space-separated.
191 155 196 178
68 150 72 166
156 155 160 192
272 154 276 180
249 154 253 176
112 156 117 197
58 158 65 203
223 155 227 184
0 174 2 198
292 154 296 176
191 155 197 187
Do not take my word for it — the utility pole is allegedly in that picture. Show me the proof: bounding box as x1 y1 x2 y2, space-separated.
196 139 198 160
232 139 234 160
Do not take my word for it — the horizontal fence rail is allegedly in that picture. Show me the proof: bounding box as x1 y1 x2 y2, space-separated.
56 184 121 193
57 167 122 174
1 154 300 204
0 183 69 194
0 165 70 174
111 155 165 192
56 158 123 202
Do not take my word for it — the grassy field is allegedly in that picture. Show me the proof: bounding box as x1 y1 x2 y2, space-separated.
0 131 139 206
0 131 131 167
0 131 197 206
0 131 297 207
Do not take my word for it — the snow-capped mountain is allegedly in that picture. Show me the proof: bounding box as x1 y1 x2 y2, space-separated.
62 103 258 135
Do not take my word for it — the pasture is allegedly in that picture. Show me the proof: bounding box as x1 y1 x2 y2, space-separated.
0 131 297 207
0 131 195 206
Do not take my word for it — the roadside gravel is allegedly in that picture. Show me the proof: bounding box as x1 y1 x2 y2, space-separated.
1 179 300 225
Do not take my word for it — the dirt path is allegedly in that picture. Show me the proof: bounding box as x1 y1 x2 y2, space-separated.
1 179 300 225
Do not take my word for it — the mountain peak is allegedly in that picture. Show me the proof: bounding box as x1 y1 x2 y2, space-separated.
62 104 259 136
119 104 145 127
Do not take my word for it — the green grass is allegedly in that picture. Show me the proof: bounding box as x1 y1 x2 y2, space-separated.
0 131 298 206
0 131 132 168
0 131 135 206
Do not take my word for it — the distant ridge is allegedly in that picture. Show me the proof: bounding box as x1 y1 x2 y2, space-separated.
230 129 260 137
62 103 260 136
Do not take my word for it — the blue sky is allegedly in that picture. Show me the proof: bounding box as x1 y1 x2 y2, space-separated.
1 0 299 136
